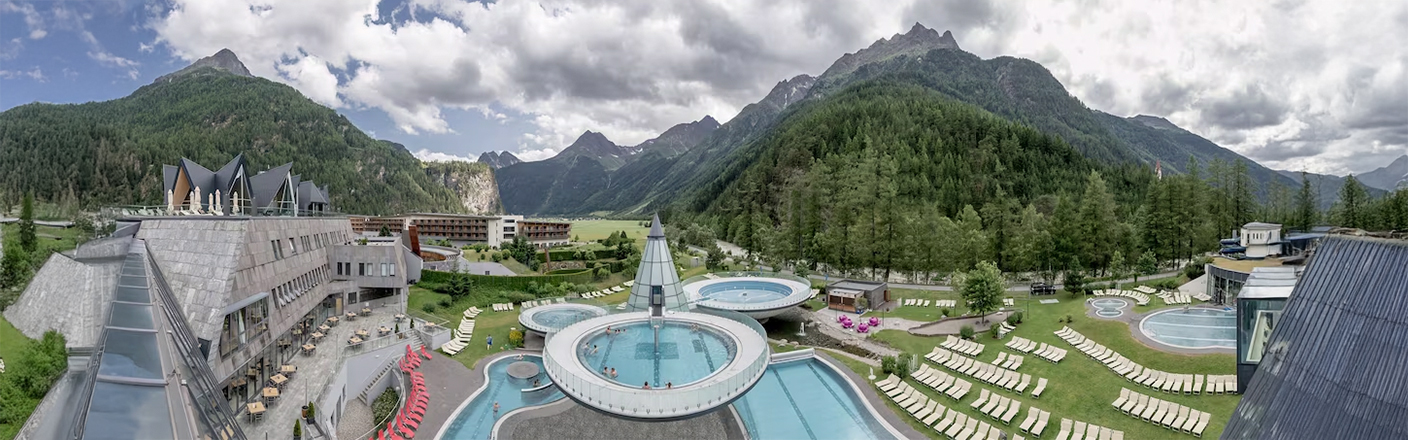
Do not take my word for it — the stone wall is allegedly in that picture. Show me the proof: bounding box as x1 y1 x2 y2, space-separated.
3 252 123 347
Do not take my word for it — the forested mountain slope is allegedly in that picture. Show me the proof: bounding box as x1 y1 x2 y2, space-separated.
0 59 472 215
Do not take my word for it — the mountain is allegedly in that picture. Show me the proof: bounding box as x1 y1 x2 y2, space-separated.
495 23 1290 216
422 161 502 214
632 116 720 159
1275 170 1388 210
0 50 477 215
550 131 636 171
477 151 521 169
154 48 253 83
1357 155 1408 191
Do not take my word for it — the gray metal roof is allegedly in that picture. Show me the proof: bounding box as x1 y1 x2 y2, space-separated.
829 279 887 291
1243 222 1282 230
1222 236 1408 439
249 162 293 208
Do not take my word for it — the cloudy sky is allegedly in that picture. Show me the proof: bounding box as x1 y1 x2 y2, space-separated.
1 0 1405 174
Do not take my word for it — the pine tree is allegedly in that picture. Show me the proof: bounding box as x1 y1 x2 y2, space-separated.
1334 175 1371 229
1077 171 1118 273
1293 172 1318 232
957 261 1004 323
18 192 37 254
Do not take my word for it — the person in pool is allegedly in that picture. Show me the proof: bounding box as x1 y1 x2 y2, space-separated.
643 382 651 389
610 368 617 378
493 402 500 413
666 382 672 389
591 344 599 355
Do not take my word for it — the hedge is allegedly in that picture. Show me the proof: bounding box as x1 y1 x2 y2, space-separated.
536 249 618 263
420 269 596 290
545 268 593 275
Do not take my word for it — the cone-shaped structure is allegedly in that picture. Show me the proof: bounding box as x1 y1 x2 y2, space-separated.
627 214 689 313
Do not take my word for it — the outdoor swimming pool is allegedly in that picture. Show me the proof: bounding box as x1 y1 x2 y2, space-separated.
519 303 608 333
439 355 565 440
577 321 736 388
1140 307 1236 349
1092 298 1128 318
698 280 793 303
734 359 899 440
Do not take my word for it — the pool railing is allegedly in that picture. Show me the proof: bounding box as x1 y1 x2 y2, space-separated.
681 271 812 288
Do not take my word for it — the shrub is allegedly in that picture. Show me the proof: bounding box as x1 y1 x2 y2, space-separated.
293 420 302 439
940 307 951 318
509 330 524 348
1014 311 1024 324
370 388 399 424
959 325 975 340
1065 314 1074 323
894 354 913 377
421 303 437 314
1005 314 1020 326
880 356 897 375
438 297 453 308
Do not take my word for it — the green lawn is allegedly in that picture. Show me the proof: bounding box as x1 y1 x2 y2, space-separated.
567 219 649 245
0 316 36 440
855 296 1239 439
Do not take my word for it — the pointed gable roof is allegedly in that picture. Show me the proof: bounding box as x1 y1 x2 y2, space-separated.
213 154 248 193
249 162 294 208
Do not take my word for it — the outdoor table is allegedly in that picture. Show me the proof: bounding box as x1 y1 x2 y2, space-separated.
395 314 407 322
280 365 297 375
346 312 358 321
292 329 303 336
348 336 363 345
246 402 265 421
262 387 279 400
311 331 325 341
356 329 370 338
327 316 339 324
317 324 330 333
424 322 438 328
301 344 316 355
277 338 291 347
361 307 372 316
378 326 391 336
270 374 287 387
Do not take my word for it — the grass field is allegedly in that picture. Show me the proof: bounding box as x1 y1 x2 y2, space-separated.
856 297 1239 439
567 219 650 245
0 316 34 440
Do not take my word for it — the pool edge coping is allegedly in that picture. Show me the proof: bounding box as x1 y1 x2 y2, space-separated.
434 351 555 440
1136 306 1238 351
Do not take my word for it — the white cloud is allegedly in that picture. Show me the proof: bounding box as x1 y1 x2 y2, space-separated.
145 0 1408 173
1 1 45 40
139 42 154 53
412 149 476 162
0 66 44 80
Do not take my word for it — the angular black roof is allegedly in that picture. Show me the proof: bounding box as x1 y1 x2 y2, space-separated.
249 162 294 208
1222 236 1408 439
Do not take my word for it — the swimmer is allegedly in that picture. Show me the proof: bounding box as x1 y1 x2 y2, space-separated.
610 368 617 378
643 382 651 390
666 382 673 389
493 402 500 413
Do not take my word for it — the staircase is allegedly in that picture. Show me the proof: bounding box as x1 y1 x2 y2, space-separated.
357 359 401 405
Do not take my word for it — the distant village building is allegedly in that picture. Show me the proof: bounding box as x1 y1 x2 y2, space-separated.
1238 222 1283 259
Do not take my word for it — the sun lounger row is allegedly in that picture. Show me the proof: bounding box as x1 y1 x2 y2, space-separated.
441 326 473 355
492 302 515 311
992 352 1025 371
904 298 930 307
1030 342 1068 363
1158 292 1193 305
998 322 1018 337
384 348 433 439
926 348 1044 397
907 365 974 400
1016 407 1051 437
462 307 483 319
970 388 1025 424
1092 289 1150 306
938 410 1009 440
942 335 985 357
1113 388 1212 436
934 299 958 308
1134 286 1157 294
1003 298 1015 307
1051 419 1123 440
1006 337 1037 353
1056 327 1237 394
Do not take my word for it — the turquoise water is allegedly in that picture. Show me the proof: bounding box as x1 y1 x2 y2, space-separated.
699 280 791 304
1142 308 1236 348
734 360 897 440
440 356 565 440
578 321 735 388
530 307 604 329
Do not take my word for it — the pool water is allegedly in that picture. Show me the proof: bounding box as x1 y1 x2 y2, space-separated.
530 308 604 329
440 356 565 440
578 321 736 388
734 360 897 440
699 280 792 304
1140 308 1236 349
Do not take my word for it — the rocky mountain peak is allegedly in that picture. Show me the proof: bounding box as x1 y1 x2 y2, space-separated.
477 151 522 169
761 74 816 110
819 23 960 81
633 116 722 159
154 48 254 84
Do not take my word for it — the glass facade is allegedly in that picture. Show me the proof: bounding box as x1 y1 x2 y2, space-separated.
1237 298 1286 364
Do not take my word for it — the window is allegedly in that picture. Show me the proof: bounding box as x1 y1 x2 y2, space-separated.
271 241 282 260
358 263 366 276
289 238 297 255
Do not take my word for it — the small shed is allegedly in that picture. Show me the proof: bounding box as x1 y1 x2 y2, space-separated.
826 279 889 313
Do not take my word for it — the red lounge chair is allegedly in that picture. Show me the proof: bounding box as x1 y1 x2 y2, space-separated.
420 346 433 360
404 404 426 418
399 413 421 431
397 415 417 439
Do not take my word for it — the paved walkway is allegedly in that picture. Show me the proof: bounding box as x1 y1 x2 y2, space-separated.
803 310 900 358
498 398 745 440
334 399 374 439
411 352 488 438
240 305 404 440
908 311 1013 336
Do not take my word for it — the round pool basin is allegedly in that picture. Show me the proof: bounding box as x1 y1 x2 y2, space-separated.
1139 307 1236 349
1091 298 1128 318
577 321 736 388
518 303 609 334
685 277 812 319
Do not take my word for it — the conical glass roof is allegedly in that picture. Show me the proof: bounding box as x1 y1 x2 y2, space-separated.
625 214 690 312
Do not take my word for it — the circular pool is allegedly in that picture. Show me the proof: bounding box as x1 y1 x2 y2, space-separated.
1091 298 1128 318
578 321 736 388
1139 307 1236 349
685 275 812 319
519 303 608 334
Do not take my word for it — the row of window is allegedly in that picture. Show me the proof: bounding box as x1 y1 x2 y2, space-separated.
271 230 351 260
335 261 396 277
274 264 331 308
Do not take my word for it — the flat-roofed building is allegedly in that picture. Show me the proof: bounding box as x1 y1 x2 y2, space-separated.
349 213 570 248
